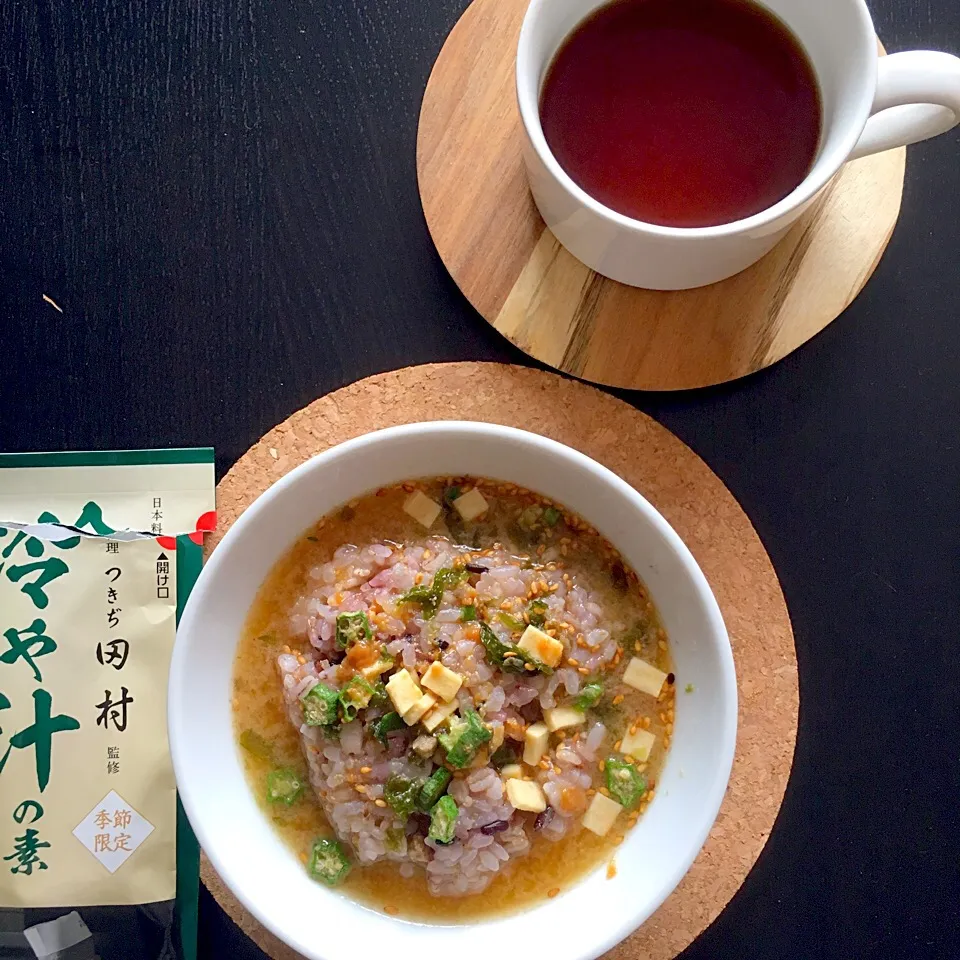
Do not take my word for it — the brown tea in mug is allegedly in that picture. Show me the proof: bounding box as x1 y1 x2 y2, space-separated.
539 0 823 228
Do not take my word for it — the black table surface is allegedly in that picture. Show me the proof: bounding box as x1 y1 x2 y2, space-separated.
2 0 959 956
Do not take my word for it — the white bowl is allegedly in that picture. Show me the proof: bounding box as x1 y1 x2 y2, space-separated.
169 421 736 960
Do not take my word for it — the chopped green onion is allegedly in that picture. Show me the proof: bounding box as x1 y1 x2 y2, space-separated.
335 611 372 649
384 775 423 818
496 611 525 632
438 710 491 768
256 633 276 644
399 566 468 619
302 683 341 727
527 599 548 627
428 795 459 844
574 681 604 711
373 711 404 745
307 837 351 886
339 676 376 721
685 683 695 694
460 604 477 622
543 506 561 526
605 757 648 809
443 486 461 504
490 743 518 769
416 767 452 811
266 768 304 805
239 729 273 760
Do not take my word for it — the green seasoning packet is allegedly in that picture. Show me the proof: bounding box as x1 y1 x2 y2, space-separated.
0 449 215 960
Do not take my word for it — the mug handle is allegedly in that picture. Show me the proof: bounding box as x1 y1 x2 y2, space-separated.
850 50 960 160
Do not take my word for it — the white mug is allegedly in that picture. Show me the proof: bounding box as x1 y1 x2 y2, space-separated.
516 0 960 290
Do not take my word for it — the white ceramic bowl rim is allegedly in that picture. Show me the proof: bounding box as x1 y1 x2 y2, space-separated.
169 422 738 960
515 0 878 238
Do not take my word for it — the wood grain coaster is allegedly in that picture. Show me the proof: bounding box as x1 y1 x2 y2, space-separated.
201 362 798 960
416 0 906 391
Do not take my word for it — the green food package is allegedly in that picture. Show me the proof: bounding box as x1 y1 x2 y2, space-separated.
0 449 215 960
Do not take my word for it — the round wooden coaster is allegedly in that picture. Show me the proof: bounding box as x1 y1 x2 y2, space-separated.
202 362 798 959
416 0 906 391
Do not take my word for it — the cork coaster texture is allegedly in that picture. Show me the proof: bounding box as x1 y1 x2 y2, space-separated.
416 0 906 390
202 362 798 959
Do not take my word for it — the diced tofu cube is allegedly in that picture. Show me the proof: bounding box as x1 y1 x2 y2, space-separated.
523 722 550 765
582 792 623 837
621 726 656 762
411 734 438 757
500 764 523 780
452 488 489 522
506 778 547 813
421 698 459 733
517 625 564 669
385 669 422 717
544 706 586 732
360 659 393 680
421 662 464 702
403 692 437 726
623 658 668 698
403 490 442 529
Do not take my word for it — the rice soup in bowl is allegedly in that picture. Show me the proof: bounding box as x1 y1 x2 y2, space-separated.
169 423 736 960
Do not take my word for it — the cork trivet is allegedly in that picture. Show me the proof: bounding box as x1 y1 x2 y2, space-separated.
202 362 797 959
416 0 906 391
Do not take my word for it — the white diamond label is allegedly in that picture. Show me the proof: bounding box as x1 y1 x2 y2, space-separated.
72 790 154 874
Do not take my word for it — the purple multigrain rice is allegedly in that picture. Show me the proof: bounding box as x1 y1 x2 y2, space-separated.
277 538 631 896
480 820 510 835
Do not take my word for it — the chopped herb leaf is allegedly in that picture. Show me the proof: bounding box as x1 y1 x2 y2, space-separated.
478 622 515 667
368 681 390 710
384 827 407 855
373 711 404 744
496 611 525 632
527 599 548 627
399 566 468 619
479 622 551 675
385 775 423 818
490 743 518 769
460 604 477 622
